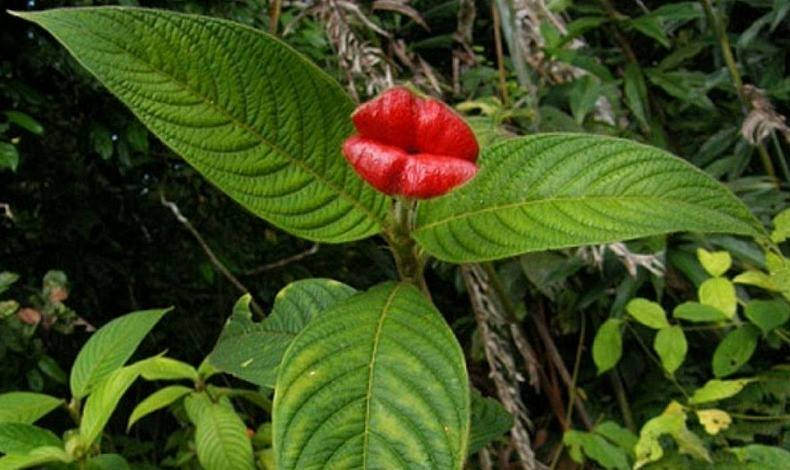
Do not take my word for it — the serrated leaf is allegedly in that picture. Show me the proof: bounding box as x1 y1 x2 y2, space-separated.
689 378 755 404
138 357 198 382
0 393 63 424
696 409 731 435
69 308 169 399
209 279 356 387
413 134 763 263
563 430 629 470
128 385 192 429
673 301 729 323
79 361 147 446
273 282 470 469
0 423 61 455
14 7 387 242
698 277 736 318
744 299 790 335
696 248 731 277
712 325 760 377
593 319 623 375
730 444 790 466
626 298 669 329
184 393 254 470
468 389 513 456
0 446 72 469
654 326 686 375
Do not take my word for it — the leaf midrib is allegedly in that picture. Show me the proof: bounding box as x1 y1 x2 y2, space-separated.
38 9 386 229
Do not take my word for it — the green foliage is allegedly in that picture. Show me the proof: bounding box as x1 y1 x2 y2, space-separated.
0 393 62 424
467 389 513 456
0 423 61 455
593 318 623 374
273 282 470 469
127 385 192 430
184 393 255 470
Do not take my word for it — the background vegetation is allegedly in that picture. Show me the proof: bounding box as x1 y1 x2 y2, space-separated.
1 0 789 468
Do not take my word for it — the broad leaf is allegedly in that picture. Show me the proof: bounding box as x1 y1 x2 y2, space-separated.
730 444 790 466
0 423 61 455
626 298 669 329
593 319 623 375
209 279 356 387
689 378 755 404
673 301 729 323
80 361 147 446
594 421 637 456
184 393 254 470
564 430 629 470
634 401 710 469
697 248 731 277
273 282 470 469
744 299 790 335
698 278 736 318
0 393 62 424
654 326 686 375
69 308 169 399
0 446 72 469
138 357 198 382
468 389 513 456
15 7 387 242
414 134 763 262
712 325 759 377
128 385 192 429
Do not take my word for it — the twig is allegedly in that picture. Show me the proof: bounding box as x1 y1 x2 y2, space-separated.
241 244 319 275
160 193 265 319
269 0 282 35
609 368 636 433
492 1 510 106
564 313 586 427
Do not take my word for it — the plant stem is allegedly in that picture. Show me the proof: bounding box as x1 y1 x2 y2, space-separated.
609 369 636 433
699 0 778 184
491 1 509 106
384 198 428 296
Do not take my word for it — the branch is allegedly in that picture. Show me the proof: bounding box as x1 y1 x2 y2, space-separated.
241 243 319 275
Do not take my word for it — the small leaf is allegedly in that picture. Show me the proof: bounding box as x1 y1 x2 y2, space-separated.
626 298 670 329
468 389 513 456
696 248 731 277
673 302 729 323
79 361 146 446
629 15 670 48
563 430 629 470
623 63 650 130
734 271 776 290
70 308 169 399
4 111 44 135
698 278 736 318
712 325 760 377
634 401 710 469
0 392 63 424
184 393 255 470
0 423 61 454
654 326 687 375
744 299 790 335
730 444 790 466
593 319 623 375
209 279 356 387
0 142 20 172
138 357 198 382
128 385 192 429
0 272 19 295
771 208 790 243
593 421 637 456
689 378 755 404
696 409 731 435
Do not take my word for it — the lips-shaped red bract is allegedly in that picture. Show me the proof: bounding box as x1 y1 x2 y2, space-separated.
342 87 479 199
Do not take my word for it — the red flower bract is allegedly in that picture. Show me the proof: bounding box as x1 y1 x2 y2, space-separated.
342 87 479 199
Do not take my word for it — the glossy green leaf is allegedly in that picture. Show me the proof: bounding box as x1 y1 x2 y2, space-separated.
184 393 254 470
138 357 198 382
128 385 192 429
744 299 790 335
696 248 731 277
0 446 72 469
654 326 687 375
0 393 62 424
209 279 357 387
712 325 760 377
414 134 763 263
69 308 168 399
673 301 729 323
626 298 669 329
467 389 513 456
699 278 736 318
593 319 623 375
689 378 755 404
14 7 387 242
80 362 146 446
564 430 629 470
0 423 61 455
273 282 470 469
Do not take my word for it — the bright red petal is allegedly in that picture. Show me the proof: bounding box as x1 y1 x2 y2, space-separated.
414 99 479 162
342 136 408 195
397 154 478 199
351 87 417 151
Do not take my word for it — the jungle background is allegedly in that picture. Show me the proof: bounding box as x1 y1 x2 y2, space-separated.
1 0 789 468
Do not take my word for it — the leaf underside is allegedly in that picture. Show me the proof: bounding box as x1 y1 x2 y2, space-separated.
16 7 388 242
415 133 764 262
273 282 470 469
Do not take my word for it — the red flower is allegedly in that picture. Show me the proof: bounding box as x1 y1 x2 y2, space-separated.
342 87 479 199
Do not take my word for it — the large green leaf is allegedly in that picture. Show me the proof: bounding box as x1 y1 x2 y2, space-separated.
0 393 62 424
209 279 357 387
184 393 255 470
414 134 764 262
273 282 470 469
15 7 387 242
69 308 168 399
0 423 61 455
0 446 72 470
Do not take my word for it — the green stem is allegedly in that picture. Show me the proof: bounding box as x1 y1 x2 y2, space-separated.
384 198 429 296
